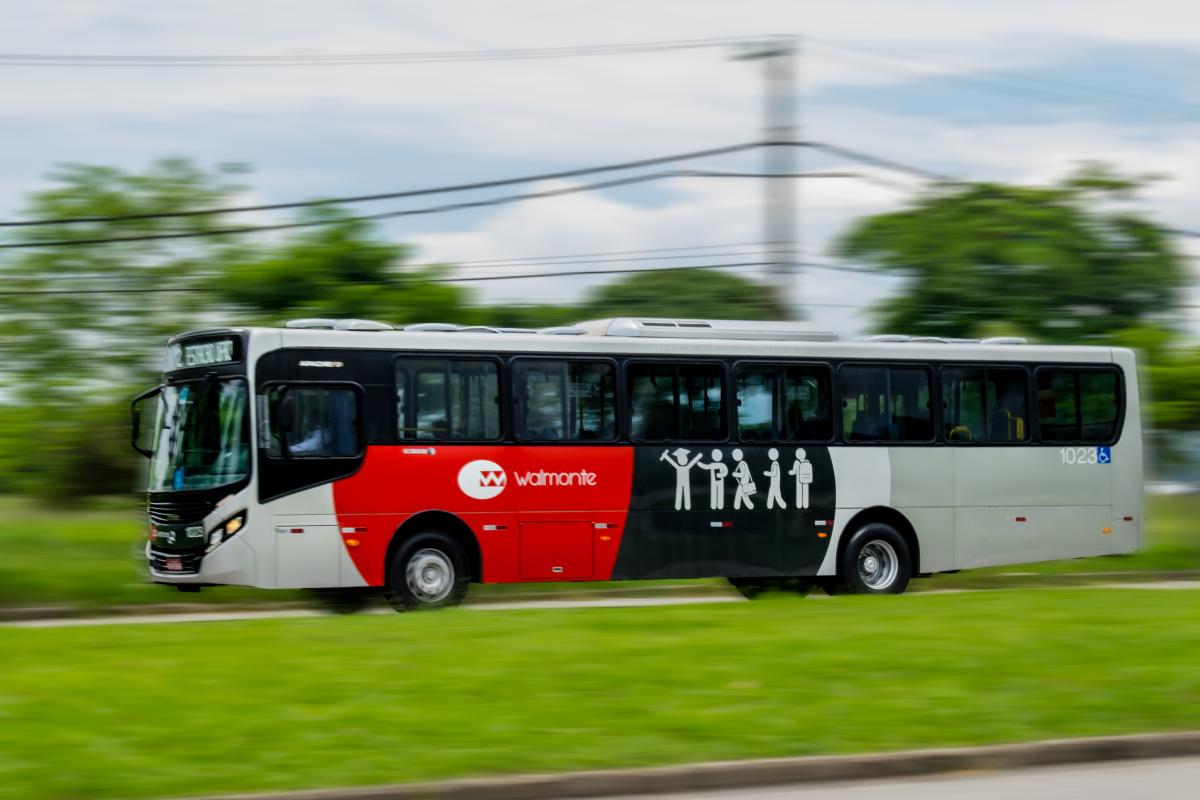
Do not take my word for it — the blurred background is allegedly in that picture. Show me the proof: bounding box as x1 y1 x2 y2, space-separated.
1 3 1199 799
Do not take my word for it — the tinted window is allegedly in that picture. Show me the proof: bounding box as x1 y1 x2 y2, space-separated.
735 364 832 442
629 363 726 441
397 358 500 440
1080 371 1119 442
266 386 359 458
514 360 616 441
840 365 933 442
941 368 1029 443
1038 368 1120 443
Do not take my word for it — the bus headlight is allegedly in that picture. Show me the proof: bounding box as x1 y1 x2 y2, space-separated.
207 512 247 552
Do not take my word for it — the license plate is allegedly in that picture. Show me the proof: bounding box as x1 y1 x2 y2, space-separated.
164 557 182 572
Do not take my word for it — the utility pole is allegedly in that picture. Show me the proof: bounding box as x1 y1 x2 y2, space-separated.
734 35 800 317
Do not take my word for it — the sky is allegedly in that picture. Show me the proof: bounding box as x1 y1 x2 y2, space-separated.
2 0 1199 335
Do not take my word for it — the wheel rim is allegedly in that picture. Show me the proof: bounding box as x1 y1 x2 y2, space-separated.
857 540 899 590
405 548 454 603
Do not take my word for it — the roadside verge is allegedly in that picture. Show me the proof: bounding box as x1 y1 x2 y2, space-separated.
179 732 1200 800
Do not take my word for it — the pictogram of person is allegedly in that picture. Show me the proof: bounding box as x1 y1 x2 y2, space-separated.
763 447 787 509
731 448 757 510
697 449 729 510
660 447 703 510
789 448 813 510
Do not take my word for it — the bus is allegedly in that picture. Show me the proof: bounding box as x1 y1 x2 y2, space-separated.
132 317 1142 612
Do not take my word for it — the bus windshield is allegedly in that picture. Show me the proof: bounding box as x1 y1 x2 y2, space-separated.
148 378 250 492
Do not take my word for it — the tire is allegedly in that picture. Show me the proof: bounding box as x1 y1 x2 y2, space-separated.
728 577 814 600
839 523 912 595
308 588 373 615
385 531 470 612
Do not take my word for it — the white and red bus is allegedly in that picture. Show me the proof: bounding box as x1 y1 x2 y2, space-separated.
132 317 1142 612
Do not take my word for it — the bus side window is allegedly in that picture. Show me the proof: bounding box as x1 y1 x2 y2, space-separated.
735 363 832 442
396 358 500 441
840 366 932 443
513 360 617 442
267 386 360 458
628 363 725 442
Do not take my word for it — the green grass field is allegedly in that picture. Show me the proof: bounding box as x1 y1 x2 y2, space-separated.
0 494 1198 611
1 588 1198 799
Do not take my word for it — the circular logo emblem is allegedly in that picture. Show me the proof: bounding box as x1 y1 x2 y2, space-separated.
457 459 507 500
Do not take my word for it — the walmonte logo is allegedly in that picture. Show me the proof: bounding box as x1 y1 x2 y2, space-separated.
457 460 508 500
457 460 599 500
513 469 597 487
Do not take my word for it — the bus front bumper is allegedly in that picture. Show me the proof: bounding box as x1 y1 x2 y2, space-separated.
146 536 257 587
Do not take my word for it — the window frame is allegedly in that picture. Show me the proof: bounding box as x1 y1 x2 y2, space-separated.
624 358 732 444
259 380 367 462
510 356 620 444
1032 364 1125 446
937 363 1034 447
835 361 937 446
731 359 836 445
393 354 505 443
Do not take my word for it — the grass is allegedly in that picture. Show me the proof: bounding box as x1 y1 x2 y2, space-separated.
0 588 1198 799
0 493 1197 611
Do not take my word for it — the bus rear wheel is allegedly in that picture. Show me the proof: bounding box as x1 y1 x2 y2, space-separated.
386 532 470 612
728 577 814 599
839 523 912 594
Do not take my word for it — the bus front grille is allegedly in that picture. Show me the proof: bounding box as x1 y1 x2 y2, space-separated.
148 498 216 526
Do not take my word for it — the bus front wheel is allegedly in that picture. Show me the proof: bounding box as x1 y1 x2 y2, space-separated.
839 523 912 594
386 532 470 612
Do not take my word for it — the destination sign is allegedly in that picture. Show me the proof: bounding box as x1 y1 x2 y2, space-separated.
184 340 234 367
166 338 240 371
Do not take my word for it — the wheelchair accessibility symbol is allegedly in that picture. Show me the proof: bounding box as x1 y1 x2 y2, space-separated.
1097 447 1112 465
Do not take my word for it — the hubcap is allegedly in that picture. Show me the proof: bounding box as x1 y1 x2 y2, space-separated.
405 548 454 603
858 540 899 590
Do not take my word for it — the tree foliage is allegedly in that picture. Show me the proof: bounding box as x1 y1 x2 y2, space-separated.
835 164 1186 341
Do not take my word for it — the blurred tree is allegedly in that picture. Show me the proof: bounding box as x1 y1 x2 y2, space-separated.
579 267 786 320
834 164 1186 341
209 208 468 325
0 158 251 402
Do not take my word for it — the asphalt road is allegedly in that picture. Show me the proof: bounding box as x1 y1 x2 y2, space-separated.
604 757 1200 800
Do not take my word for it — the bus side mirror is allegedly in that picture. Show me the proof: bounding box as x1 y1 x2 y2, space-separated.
131 385 161 458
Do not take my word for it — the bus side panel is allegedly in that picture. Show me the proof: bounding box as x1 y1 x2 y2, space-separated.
330 444 636 585
612 445 836 580
888 449 956 573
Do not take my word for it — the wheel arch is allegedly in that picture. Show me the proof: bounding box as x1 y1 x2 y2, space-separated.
835 506 921 577
386 511 482 584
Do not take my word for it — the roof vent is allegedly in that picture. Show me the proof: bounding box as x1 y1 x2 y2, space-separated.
285 318 339 330
333 319 394 331
981 336 1028 345
404 323 460 332
540 326 587 335
863 334 910 343
584 318 837 341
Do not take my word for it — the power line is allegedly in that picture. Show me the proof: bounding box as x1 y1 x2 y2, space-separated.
0 167 903 250
0 36 755 67
439 240 767 266
0 142 774 227
0 149 887 230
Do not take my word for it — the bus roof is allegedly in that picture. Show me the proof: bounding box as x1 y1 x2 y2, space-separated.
191 317 1123 365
